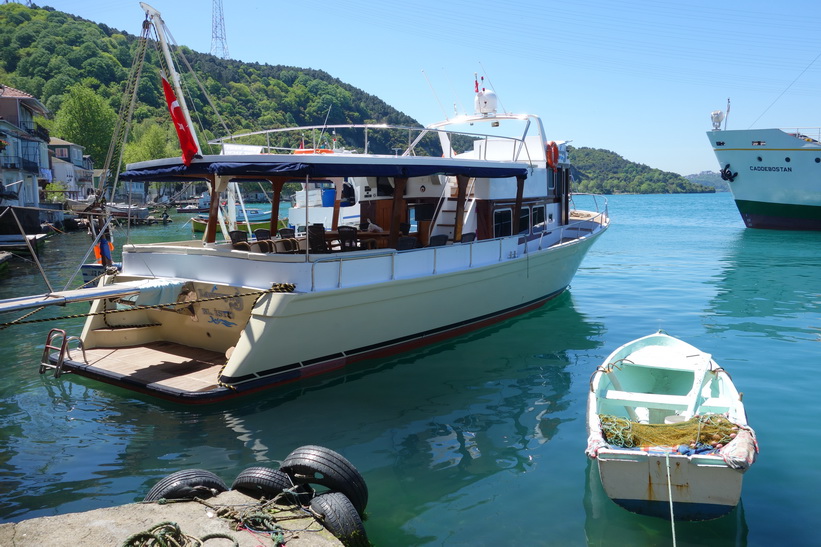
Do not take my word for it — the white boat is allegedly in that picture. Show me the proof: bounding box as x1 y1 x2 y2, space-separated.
19 3 609 404
706 108 821 230
287 177 361 232
106 202 150 220
586 332 758 521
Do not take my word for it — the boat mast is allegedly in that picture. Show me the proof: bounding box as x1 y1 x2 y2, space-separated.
140 2 202 155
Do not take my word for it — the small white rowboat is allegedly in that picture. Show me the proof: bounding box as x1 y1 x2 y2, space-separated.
585 332 758 521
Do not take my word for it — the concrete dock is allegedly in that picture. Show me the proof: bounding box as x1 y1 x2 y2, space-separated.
0 490 342 546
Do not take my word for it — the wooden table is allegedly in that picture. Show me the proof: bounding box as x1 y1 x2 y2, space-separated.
325 230 392 249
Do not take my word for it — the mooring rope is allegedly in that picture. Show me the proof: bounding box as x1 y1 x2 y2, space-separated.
121 520 238 546
665 453 677 546
0 283 296 329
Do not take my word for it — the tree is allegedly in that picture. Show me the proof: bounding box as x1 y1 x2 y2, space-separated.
53 84 116 165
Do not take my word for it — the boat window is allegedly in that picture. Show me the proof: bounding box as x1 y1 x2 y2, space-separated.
494 209 512 237
341 181 356 206
519 207 530 235
548 169 556 191
376 176 395 197
532 205 546 233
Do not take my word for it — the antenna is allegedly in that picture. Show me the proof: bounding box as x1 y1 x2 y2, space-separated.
479 62 507 114
422 69 448 120
211 0 229 59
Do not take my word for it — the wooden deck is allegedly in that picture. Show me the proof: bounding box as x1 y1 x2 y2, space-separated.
80 342 227 393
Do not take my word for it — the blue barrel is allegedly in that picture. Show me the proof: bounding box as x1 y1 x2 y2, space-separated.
321 188 336 207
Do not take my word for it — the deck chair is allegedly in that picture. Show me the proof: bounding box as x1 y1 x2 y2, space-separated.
253 229 274 253
228 230 252 251
460 232 476 243
337 225 360 252
399 222 411 235
397 236 419 250
279 227 295 239
427 234 449 247
307 224 331 253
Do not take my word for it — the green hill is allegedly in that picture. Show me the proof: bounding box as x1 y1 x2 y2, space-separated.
0 3 423 159
570 147 714 194
1 3 716 196
685 171 729 192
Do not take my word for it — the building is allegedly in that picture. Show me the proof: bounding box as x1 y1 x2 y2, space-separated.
48 137 94 201
0 84 50 233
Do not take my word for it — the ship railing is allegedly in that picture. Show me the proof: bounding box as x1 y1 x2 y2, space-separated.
781 127 821 142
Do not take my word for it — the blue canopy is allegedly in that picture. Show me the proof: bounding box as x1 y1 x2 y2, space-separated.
120 158 528 181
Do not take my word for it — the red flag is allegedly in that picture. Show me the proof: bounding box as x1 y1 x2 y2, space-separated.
161 75 198 166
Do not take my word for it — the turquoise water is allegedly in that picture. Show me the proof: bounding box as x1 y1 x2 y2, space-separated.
1 194 819 545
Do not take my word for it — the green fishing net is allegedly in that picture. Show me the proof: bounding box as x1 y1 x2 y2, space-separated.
599 414 737 448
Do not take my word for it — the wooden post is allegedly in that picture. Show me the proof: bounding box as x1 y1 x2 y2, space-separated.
268 176 287 234
204 176 220 244
454 175 469 242
388 177 408 248
512 174 525 236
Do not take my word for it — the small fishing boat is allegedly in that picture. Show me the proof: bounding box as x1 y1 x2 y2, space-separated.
586 332 758 521
106 202 150 220
190 208 272 233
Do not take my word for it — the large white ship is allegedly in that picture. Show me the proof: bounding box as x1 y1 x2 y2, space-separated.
706 111 821 230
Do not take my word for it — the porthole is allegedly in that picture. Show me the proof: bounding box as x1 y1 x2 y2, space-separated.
757 156 762 161
785 157 791 162
816 158 820 163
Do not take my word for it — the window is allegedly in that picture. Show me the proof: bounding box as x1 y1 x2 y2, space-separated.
519 207 530 235
55 147 68 158
494 209 512 237
532 205 546 233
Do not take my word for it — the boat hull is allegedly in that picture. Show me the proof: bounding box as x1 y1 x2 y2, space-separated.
707 128 821 230
58 223 605 403
596 451 743 521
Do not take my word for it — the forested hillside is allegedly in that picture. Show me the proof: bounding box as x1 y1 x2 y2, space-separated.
0 3 426 164
570 147 714 194
685 171 728 191
0 4 714 195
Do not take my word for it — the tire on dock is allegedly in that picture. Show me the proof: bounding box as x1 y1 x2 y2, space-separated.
280 445 368 516
231 466 313 505
143 469 228 502
310 492 368 547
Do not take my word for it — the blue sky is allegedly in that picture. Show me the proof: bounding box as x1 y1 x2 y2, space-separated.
38 0 821 175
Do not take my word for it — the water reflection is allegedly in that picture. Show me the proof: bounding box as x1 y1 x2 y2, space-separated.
1 289 603 546
706 229 821 342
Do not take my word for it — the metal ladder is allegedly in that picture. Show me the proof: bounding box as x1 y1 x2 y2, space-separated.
39 328 86 378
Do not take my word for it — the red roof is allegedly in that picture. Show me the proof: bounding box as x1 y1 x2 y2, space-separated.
0 85 36 99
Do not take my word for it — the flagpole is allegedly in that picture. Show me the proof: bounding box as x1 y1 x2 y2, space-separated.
141 2 202 155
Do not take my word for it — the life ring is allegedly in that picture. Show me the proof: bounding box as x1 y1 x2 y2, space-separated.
143 469 228 502
294 148 334 155
231 466 314 504
310 492 369 546
280 444 369 516
546 141 559 170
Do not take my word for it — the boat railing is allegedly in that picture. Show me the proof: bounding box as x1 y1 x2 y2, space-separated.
309 236 518 291
209 123 539 163
530 195 609 252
